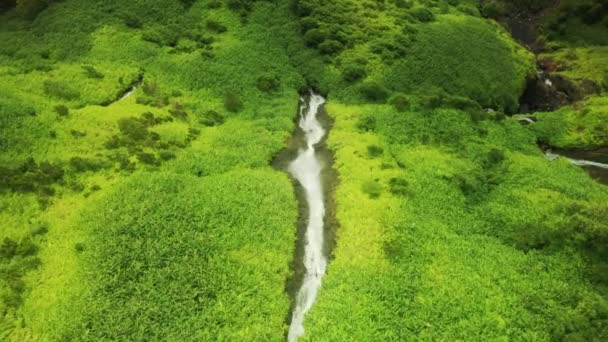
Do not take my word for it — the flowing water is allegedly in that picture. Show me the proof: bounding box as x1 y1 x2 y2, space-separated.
285 92 329 341
544 148 608 184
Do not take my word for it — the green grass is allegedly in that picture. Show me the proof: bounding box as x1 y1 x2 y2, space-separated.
384 14 534 113
51 169 296 340
1 0 608 340
0 0 307 339
532 96 608 149
302 101 608 341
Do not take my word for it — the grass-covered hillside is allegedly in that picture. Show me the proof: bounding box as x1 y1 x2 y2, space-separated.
1 0 607 341
0 0 310 339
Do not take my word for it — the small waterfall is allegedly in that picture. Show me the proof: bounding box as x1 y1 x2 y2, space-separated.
545 150 608 170
287 92 328 341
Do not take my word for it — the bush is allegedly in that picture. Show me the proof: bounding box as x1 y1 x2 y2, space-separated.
356 115 376 132
224 93 243 112
304 28 327 47
457 4 480 17
123 16 142 29
198 110 225 126
394 0 413 9
342 63 367 82
43 80 80 101
367 145 383 158
362 180 382 199
136 152 159 166
389 94 410 112
54 104 69 117
389 177 409 196
481 1 505 18
359 81 389 102
169 102 189 121
208 0 222 9
411 8 435 23
118 117 148 141
70 157 110 172
318 40 344 55
256 75 280 92
159 151 176 161
82 65 104 79
206 19 227 33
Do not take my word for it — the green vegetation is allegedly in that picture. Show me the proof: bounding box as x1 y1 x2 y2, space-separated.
0 0 306 339
533 96 608 149
304 99 608 341
56 170 296 340
1 0 608 340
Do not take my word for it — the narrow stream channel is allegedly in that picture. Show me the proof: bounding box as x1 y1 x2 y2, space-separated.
544 148 608 184
275 91 332 341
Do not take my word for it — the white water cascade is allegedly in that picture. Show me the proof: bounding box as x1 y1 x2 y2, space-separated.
287 92 328 342
545 150 608 169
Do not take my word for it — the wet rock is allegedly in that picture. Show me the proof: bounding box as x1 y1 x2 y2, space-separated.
549 74 582 101
519 75 569 112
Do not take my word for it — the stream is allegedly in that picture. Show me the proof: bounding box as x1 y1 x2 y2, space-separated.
277 92 332 342
544 148 608 184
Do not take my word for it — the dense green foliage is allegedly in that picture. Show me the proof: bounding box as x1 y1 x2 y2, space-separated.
1 0 607 340
533 96 608 149
0 0 308 338
57 170 296 340
304 100 608 341
290 0 534 111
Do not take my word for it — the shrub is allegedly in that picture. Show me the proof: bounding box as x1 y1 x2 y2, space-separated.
206 19 227 33
481 1 505 18
342 63 367 82
198 110 225 126
356 115 376 132
389 94 409 112
70 130 86 137
367 145 384 158
224 93 243 112
169 102 189 121
123 16 142 29
486 148 505 165
118 117 148 141
142 81 159 96
411 8 435 22
54 104 69 116
0 238 18 260
389 177 409 196
159 151 176 161
362 180 382 199
457 4 480 17
70 157 110 172
304 28 327 47
318 40 344 55
394 0 413 9
359 81 389 102
43 80 80 101
82 65 104 79
300 17 319 32
136 152 159 165
256 75 280 92
208 0 222 9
